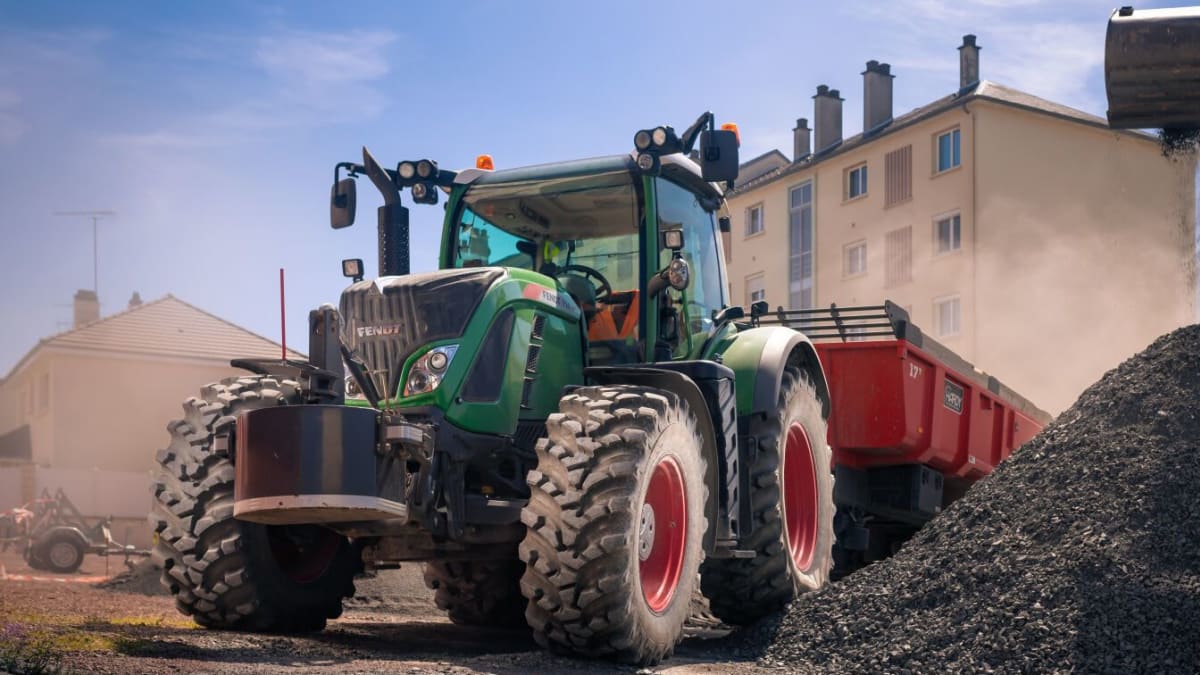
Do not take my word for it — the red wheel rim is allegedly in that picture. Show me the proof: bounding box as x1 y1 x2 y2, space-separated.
783 423 819 570
639 456 687 613
267 525 342 584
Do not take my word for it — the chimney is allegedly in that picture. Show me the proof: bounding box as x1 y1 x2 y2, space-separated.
73 289 99 327
792 118 811 161
959 34 981 91
128 291 143 309
862 60 894 132
813 85 844 154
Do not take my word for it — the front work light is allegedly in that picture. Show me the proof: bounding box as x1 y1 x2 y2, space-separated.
416 159 436 179
398 161 416 180
652 126 668 147
342 258 364 282
634 130 652 151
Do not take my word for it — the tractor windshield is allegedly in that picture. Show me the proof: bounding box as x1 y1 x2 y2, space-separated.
451 167 644 353
451 168 640 280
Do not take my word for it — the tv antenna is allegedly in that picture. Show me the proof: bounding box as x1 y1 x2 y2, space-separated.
53 210 116 297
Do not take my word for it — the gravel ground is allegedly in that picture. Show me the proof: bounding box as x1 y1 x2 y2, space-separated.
0 557 758 674
749 324 1200 673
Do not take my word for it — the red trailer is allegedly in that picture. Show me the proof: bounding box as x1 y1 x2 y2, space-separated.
756 302 1052 574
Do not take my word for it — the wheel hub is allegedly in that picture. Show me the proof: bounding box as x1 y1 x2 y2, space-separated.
638 503 656 561
639 456 687 614
49 541 79 569
782 422 819 570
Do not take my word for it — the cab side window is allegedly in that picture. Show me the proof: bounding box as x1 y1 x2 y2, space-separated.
655 178 725 354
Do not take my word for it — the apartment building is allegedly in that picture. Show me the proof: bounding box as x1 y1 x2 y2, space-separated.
727 36 1196 414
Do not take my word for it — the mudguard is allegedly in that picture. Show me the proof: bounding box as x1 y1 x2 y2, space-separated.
716 326 831 419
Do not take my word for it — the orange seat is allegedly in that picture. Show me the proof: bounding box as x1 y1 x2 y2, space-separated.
587 291 639 341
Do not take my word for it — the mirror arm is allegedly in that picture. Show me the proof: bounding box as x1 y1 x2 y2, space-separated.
335 161 364 184
681 111 714 155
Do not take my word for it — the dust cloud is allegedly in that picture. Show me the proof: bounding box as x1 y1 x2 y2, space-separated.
971 159 1196 415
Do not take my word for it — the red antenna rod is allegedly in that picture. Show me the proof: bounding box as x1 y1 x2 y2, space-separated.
279 268 287 360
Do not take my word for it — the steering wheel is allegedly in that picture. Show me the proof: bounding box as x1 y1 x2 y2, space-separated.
558 264 613 303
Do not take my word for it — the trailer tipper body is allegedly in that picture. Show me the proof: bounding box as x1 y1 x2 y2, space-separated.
756 302 1050 572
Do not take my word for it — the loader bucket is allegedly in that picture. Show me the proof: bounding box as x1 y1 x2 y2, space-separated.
1105 6 1200 130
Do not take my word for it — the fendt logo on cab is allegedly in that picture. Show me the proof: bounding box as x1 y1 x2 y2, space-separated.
357 324 403 338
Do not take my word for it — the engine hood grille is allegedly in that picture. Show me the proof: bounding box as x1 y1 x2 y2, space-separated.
339 268 504 399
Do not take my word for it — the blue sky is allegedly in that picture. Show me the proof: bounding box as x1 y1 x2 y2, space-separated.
0 0 1179 374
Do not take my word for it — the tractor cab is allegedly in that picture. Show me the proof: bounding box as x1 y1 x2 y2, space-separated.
442 153 731 365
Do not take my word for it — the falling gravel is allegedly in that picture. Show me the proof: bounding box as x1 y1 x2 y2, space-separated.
749 324 1200 674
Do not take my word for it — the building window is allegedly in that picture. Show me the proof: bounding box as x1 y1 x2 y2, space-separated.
846 163 868 200
844 241 867 277
745 204 764 237
936 128 961 173
935 213 962 254
885 226 912 287
885 145 912 207
788 182 814 309
935 296 961 337
745 274 766 307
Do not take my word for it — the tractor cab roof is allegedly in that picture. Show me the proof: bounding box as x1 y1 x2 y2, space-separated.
454 153 723 200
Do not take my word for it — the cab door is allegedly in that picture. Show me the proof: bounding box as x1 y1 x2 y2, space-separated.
653 176 727 360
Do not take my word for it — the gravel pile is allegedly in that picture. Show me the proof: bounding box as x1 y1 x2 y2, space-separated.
749 324 1200 673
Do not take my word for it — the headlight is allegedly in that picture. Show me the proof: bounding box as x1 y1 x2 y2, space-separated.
398 161 416 180
404 345 459 396
416 159 435 179
634 130 652 151
652 126 668 147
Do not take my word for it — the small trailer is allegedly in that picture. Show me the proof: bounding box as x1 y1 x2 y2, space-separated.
755 301 1052 574
0 488 150 574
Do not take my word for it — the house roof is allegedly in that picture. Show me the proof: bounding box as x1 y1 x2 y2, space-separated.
732 80 1156 196
4 295 303 379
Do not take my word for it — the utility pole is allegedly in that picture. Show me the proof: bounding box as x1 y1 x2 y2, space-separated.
54 210 116 298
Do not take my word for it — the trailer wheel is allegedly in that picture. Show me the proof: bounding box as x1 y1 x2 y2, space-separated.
700 367 834 625
424 558 527 626
38 529 87 574
150 376 361 632
519 386 707 666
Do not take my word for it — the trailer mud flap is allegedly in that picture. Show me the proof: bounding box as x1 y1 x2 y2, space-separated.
233 405 404 525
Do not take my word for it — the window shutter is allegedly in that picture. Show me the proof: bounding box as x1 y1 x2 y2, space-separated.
885 145 912 207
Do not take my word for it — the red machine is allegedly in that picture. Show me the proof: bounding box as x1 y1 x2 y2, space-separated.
756 302 1051 574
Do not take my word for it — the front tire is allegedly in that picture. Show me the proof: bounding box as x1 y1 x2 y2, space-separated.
700 367 835 625
150 376 361 632
519 386 707 666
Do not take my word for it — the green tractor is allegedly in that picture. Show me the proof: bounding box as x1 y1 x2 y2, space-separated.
150 113 835 664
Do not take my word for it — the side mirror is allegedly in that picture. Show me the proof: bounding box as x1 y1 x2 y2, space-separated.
699 129 739 183
331 178 357 229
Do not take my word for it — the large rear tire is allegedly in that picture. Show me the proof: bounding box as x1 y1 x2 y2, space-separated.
423 558 527 626
150 376 361 632
519 386 707 666
700 367 834 625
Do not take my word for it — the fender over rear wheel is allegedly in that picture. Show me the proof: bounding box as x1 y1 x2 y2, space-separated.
700 366 835 625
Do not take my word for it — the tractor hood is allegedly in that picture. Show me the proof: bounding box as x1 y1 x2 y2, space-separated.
340 268 505 399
